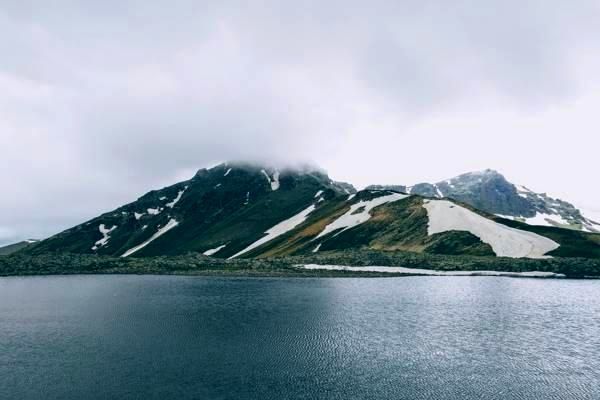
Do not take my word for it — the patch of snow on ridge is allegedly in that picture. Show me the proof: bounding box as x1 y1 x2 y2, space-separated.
121 219 179 257
312 244 322 253
159 196 167 201
147 208 161 215
316 193 408 239
347 194 356 201
271 171 280 190
261 169 280 191
134 212 144 220
203 244 227 256
229 204 316 259
314 190 323 198
224 168 232 176
578 206 600 230
299 264 565 278
166 187 187 208
434 185 443 198
524 212 569 227
91 224 117 251
423 200 559 259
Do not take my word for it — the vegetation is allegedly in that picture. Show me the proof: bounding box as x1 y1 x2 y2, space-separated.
2 250 599 279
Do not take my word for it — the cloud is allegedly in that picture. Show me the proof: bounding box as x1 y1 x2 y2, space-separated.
1 0 600 244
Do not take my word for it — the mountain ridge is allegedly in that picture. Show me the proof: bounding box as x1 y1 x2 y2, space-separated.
368 169 600 233
25 162 600 261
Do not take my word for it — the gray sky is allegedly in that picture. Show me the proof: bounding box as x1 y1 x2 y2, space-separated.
1 0 600 245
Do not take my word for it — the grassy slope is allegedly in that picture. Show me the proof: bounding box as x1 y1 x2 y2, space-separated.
241 195 496 258
0 241 35 256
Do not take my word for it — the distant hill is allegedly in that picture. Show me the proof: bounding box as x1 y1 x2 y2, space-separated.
0 240 39 256
369 169 600 233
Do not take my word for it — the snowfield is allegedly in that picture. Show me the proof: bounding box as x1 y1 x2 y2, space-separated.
203 244 227 256
316 193 408 239
121 218 179 257
423 200 559 258
91 224 117 251
229 204 316 259
298 264 565 278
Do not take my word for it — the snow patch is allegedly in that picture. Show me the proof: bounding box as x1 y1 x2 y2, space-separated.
299 264 565 278
312 244 322 253
147 208 161 215
261 169 280 191
166 187 187 208
347 194 356 201
229 204 316 259
224 168 232 176
159 196 167 201
121 219 179 257
91 224 117 251
423 200 559 259
244 191 250 205
134 212 144 220
316 193 408 239
203 244 227 256
524 212 570 227
314 190 323 198
434 185 443 198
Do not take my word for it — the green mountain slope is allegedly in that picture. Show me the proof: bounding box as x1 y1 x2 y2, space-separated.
29 163 355 258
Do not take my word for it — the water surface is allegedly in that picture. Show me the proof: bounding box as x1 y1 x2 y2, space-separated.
1 275 599 399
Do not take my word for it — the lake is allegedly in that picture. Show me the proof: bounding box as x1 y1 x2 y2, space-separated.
1 275 599 399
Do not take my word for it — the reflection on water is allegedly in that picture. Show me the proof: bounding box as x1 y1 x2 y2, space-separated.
1 275 599 400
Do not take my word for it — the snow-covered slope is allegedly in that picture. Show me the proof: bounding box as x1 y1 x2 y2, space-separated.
423 199 559 258
121 218 179 257
229 203 316 259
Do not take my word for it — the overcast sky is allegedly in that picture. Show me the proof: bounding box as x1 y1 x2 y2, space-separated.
1 0 600 245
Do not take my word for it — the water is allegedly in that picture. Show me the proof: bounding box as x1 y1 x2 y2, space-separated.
1 275 599 400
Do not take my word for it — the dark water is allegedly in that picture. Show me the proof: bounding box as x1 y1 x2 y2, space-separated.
1 276 599 400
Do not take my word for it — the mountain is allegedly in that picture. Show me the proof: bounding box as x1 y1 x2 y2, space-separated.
30 163 355 258
0 240 38 256
27 163 600 260
369 169 600 233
